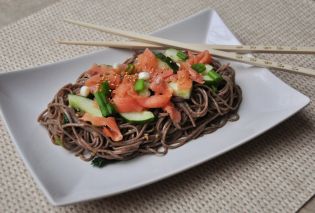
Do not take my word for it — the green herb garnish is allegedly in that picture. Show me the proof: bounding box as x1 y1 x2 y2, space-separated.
100 81 111 97
94 91 109 117
55 137 63 146
208 70 223 83
134 79 145 92
106 102 116 115
191 63 206 73
63 114 69 124
203 70 224 93
176 50 188 61
94 81 116 117
210 85 218 93
91 157 116 168
126 64 135 74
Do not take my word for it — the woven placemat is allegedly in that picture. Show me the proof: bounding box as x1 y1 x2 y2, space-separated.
0 0 314 212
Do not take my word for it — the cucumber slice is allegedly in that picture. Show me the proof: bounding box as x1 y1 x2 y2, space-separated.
203 75 215 84
164 49 188 62
202 65 214 75
68 94 102 117
205 64 213 72
155 52 179 72
164 48 181 62
168 82 191 99
158 59 170 69
120 111 155 124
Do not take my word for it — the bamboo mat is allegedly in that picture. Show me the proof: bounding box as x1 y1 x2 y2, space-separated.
0 0 314 212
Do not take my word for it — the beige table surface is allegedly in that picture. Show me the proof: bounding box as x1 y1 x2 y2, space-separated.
0 0 314 212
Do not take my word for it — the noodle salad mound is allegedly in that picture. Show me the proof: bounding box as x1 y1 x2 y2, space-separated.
38 48 242 167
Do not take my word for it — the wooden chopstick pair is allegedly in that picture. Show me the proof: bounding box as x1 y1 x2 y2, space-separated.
60 19 315 77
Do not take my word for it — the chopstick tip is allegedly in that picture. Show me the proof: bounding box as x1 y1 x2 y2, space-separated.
63 18 79 25
56 40 68 44
63 18 72 23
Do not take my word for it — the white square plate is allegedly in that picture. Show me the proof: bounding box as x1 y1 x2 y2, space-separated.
0 9 310 205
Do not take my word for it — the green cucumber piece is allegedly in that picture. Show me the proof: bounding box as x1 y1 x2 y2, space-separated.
158 59 170 69
155 52 179 72
68 94 102 117
120 111 155 124
164 49 180 61
168 82 191 99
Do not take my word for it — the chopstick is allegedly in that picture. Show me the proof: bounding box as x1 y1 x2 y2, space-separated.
58 40 161 49
208 45 315 54
63 19 315 77
58 40 315 54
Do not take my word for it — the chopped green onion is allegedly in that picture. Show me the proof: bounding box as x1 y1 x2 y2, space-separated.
93 81 115 117
63 114 69 124
155 52 179 72
203 70 224 92
94 91 109 117
205 64 213 72
100 81 110 97
203 74 215 83
208 70 223 84
91 157 116 168
191 63 206 73
134 79 145 92
176 51 188 61
202 67 224 93
55 137 62 146
126 64 135 74
210 85 218 93
155 52 166 60
106 103 116 115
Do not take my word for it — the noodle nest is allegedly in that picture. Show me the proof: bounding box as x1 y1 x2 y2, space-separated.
38 54 242 162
